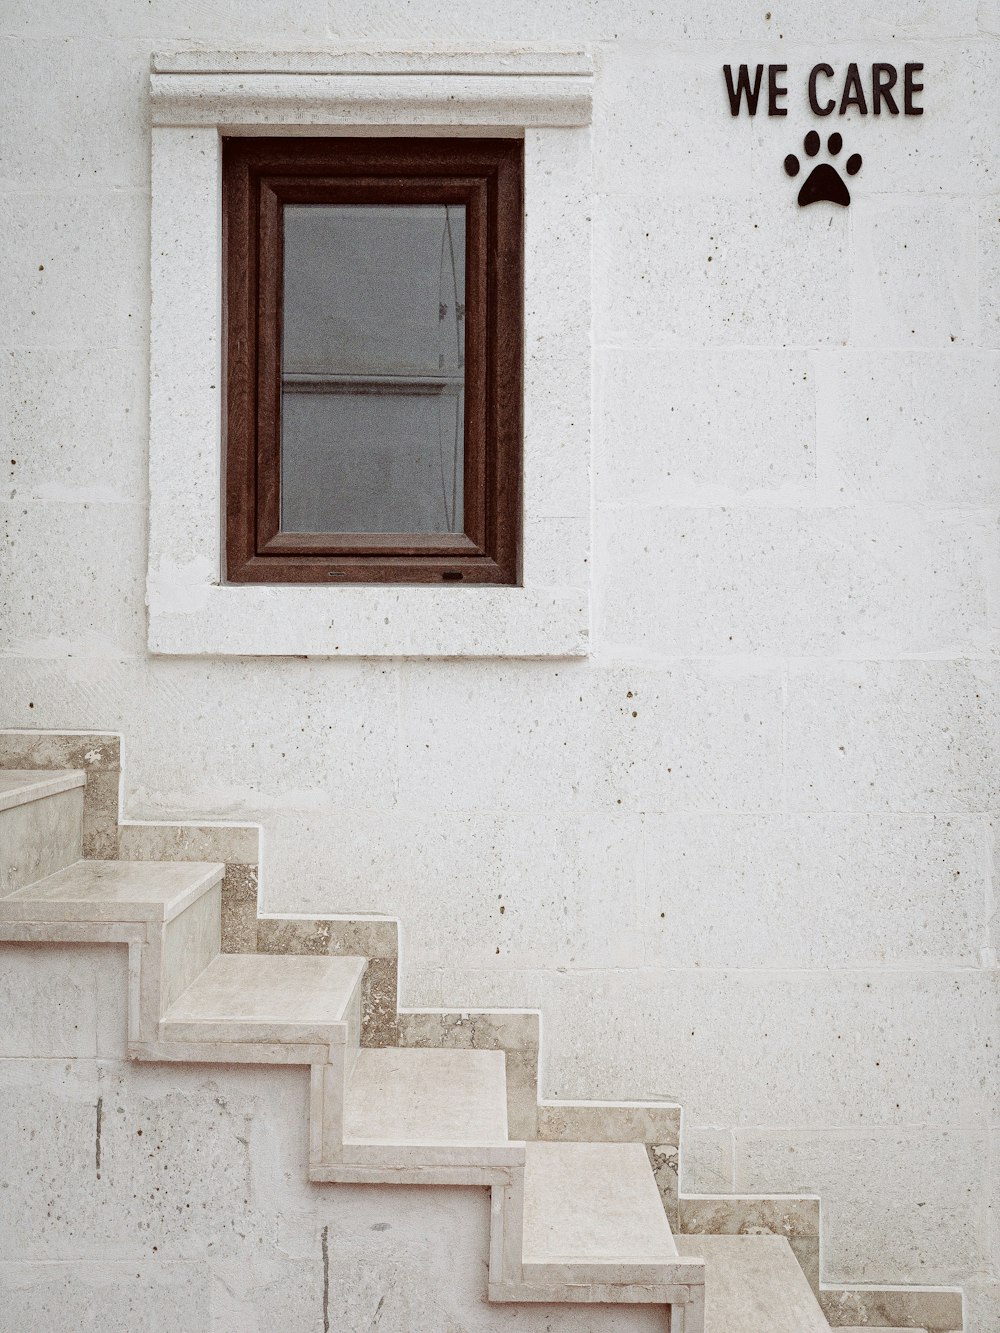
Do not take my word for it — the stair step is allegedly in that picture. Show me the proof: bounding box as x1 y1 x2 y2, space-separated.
344 1047 509 1147
521 1141 678 1284
0 858 223 924
0 769 85 811
675 1234 829 1332
160 953 366 1045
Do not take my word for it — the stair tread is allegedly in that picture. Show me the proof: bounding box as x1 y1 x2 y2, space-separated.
0 858 223 923
162 954 366 1036
522 1141 678 1276
675 1234 829 1332
343 1047 508 1146
0 769 85 812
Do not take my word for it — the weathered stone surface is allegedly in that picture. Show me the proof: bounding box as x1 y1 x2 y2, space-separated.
0 1261 212 1333
220 863 258 954
0 942 126 1059
821 1285 964 1332
256 914 400 1045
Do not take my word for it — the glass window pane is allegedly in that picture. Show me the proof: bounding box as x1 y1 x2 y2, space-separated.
280 203 466 535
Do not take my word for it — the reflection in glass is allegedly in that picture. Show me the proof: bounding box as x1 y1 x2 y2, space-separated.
280 203 466 535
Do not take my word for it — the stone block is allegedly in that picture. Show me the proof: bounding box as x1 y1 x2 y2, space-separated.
587 665 784 814
0 1260 211 1333
522 126 592 521
594 44 753 199
850 197 978 347
396 661 592 814
642 813 985 969
0 1055 288 1261
595 194 849 347
1 347 146 503
815 349 1000 504
0 189 147 346
597 504 990 657
785 660 1000 812
329 0 980 42
0 38 148 189
963 1281 1000 1333
0 943 126 1058
679 1126 735 1194
822 1285 964 1332
209 1257 321 1333
597 347 815 504
4 0 329 39
0 501 146 658
122 658 400 817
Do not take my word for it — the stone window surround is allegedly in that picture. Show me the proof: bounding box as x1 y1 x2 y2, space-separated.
147 51 594 658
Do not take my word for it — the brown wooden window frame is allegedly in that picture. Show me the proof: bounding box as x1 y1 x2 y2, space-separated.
223 136 523 586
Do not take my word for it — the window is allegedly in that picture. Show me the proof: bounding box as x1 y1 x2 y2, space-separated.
223 137 523 585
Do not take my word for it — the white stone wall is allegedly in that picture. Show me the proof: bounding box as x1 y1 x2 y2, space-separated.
1 1 998 1328
0 943 662 1331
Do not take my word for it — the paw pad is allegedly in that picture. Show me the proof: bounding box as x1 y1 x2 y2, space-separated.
784 132 862 207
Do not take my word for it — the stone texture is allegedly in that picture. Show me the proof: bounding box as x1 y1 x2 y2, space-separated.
0 37 149 190
538 1101 681 1225
738 1129 989 1286
0 189 148 345
679 1127 735 1195
256 915 399 1047
595 193 850 348
814 349 1000 504
220 864 258 954
116 823 259 866
850 197 979 347
343 1048 509 1147
0 784 83 894
1 346 146 503
597 347 816 504
784 661 1000 813
0 1261 212 1333
594 44 754 201
277 1194 667 1331
821 1286 964 1332
521 1141 678 1276
0 1055 276 1261
597 504 990 657
642 813 985 970
674 1234 829 1333
0 942 126 1059
981 196 1000 348
258 807 645 974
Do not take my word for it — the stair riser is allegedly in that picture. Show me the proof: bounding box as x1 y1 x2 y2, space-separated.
0 788 84 895
159 881 222 1013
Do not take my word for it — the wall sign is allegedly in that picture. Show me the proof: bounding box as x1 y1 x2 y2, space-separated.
723 62 925 207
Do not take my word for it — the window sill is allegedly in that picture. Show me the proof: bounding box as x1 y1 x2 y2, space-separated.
147 574 589 657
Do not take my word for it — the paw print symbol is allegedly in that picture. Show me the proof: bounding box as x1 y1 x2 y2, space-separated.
784 131 862 207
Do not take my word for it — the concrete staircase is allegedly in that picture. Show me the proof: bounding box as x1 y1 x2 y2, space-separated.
0 755 964 1332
